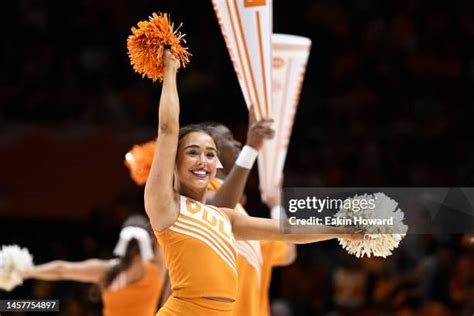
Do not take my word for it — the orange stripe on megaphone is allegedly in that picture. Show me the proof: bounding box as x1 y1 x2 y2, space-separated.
233 0 263 120
244 0 266 7
293 67 306 107
256 11 270 118
224 0 253 108
279 66 306 151
271 57 293 179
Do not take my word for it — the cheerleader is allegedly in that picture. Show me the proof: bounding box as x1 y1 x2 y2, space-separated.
145 50 361 315
20 215 165 316
206 116 296 316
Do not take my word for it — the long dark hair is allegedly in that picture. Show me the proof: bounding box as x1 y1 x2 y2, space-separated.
102 215 151 289
178 124 215 145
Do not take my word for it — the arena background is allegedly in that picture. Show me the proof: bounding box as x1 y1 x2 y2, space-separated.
1 0 473 315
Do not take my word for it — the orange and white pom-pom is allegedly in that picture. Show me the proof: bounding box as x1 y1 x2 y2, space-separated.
127 12 191 82
125 140 156 185
0 245 33 292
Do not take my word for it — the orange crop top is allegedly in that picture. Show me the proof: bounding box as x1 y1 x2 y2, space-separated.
155 195 238 300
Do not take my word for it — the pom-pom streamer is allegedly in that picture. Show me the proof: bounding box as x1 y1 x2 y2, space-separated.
124 140 156 185
0 245 33 292
127 13 191 82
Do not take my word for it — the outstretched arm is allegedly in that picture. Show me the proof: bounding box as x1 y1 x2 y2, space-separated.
21 259 110 284
223 208 361 244
144 50 181 232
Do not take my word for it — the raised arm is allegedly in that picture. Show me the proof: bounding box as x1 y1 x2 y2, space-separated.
21 259 110 284
144 50 181 231
208 166 250 208
223 208 361 244
210 106 274 208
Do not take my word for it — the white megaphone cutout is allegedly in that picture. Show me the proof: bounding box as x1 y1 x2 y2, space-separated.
211 0 273 120
258 34 312 197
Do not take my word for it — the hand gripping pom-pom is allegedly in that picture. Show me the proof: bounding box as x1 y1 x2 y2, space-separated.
336 193 408 258
0 245 33 292
124 140 156 185
127 12 191 82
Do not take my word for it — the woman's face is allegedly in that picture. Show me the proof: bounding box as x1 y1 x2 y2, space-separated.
176 131 218 191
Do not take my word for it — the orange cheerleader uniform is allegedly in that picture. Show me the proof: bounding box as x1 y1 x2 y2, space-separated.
208 179 292 316
258 240 291 316
102 261 164 316
155 195 238 315
231 201 265 316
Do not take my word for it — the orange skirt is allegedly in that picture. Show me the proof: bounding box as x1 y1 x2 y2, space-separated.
157 296 233 316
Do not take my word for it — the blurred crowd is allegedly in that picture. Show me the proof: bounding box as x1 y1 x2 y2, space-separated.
272 234 474 316
2 0 474 186
1 0 474 315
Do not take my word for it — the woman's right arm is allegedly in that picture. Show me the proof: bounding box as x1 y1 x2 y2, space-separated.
144 51 181 231
21 259 109 284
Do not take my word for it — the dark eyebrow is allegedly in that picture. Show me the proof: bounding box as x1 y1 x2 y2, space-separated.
184 145 217 152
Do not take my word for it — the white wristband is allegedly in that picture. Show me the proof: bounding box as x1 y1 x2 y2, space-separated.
271 205 288 220
235 145 258 170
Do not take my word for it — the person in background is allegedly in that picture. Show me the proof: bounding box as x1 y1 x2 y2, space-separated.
20 214 166 316
205 111 297 316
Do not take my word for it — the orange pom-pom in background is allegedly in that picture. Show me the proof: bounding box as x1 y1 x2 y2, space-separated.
127 13 191 82
124 140 156 185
